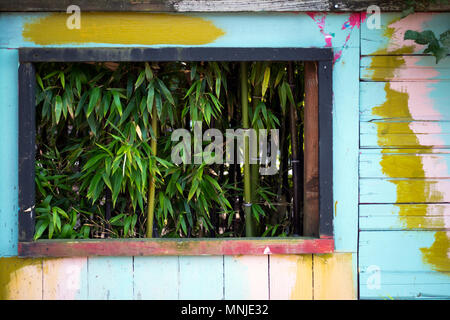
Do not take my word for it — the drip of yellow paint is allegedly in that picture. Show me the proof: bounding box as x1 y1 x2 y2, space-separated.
23 13 225 45
0 257 42 299
370 20 449 273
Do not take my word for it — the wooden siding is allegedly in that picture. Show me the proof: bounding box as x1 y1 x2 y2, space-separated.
0 11 360 300
359 12 450 299
0 254 355 299
2 10 449 300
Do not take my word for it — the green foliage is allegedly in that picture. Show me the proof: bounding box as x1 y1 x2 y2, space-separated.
402 0 449 63
404 30 449 63
34 61 304 239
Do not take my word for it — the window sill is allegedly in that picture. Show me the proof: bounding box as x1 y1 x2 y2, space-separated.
18 237 334 257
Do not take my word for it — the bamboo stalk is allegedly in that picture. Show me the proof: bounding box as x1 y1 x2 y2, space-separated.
288 62 301 235
146 105 158 238
241 62 255 237
251 75 261 225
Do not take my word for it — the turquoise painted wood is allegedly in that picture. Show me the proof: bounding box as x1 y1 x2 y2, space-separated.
360 178 450 203
360 153 450 178
87 257 134 300
360 204 450 231
178 256 224 300
359 11 450 300
360 56 450 81
0 11 360 255
4 10 450 300
0 49 18 257
360 82 450 122
359 231 450 299
360 122 450 148
133 256 179 299
361 12 450 55
223 256 269 299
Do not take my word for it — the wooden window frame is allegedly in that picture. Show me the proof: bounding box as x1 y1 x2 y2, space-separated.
17 47 333 257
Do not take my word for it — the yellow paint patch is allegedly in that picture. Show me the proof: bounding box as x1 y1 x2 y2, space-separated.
269 255 312 300
421 232 450 272
313 253 356 300
23 13 225 45
0 257 43 300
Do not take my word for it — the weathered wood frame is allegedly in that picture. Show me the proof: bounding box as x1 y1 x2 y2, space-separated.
18 47 333 257
1 0 449 12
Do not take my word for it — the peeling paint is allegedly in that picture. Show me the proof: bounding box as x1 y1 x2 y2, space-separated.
307 12 333 48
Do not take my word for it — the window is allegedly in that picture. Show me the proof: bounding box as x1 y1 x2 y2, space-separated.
18 48 333 256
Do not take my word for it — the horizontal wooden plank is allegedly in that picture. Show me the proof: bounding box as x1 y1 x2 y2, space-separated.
20 47 333 62
360 153 450 178
360 82 450 122
360 121 450 148
359 230 450 299
361 56 450 81
18 237 334 257
360 204 450 231
360 178 450 203
1 0 449 12
359 230 449 272
360 273 450 299
361 12 450 56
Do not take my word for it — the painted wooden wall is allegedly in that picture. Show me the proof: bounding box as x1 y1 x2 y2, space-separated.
359 12 450 299
0 10 447 300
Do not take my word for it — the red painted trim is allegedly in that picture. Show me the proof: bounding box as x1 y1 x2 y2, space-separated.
18 238 334 257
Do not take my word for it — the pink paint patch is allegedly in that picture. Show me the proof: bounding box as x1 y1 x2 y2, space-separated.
387 13 435 53
307 12 333 48
342 12 362 30
334 13 362 64
391 78 450 236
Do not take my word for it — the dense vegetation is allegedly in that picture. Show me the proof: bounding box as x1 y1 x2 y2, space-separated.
34 61 304 240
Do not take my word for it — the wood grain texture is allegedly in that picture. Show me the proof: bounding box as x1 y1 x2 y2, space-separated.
360 153 450 178
87 257 133 300
42 257 88 299
179 256 224 300
313 253 356 300
359 231 450 299
269 254 313 299
361 12 450 56
360 121 450 149
133 256 179 299
224 255 269 299
0 49 19 257
360 178 450 204
304 61 319 237
2 0 449 12
360 82 450 122
360 204 450 231
361 56 450 82
0 257 43 300
18 238 335 257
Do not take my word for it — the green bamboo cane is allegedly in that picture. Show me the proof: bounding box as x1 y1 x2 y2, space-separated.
146 105 158 238
241 62 255 237
251 78 261 225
